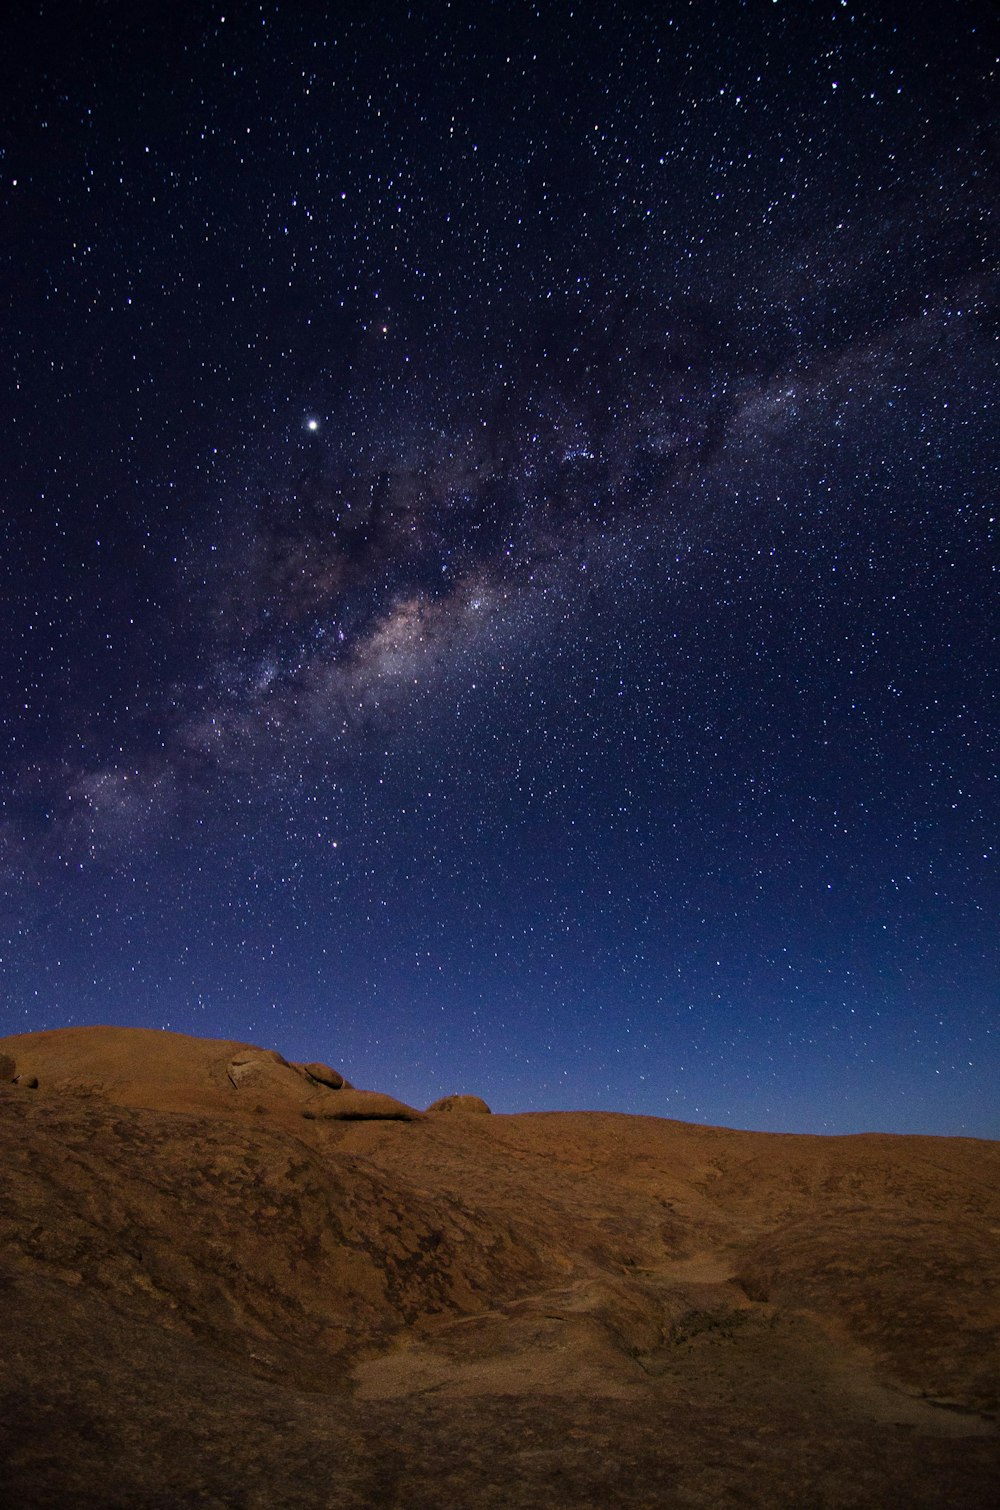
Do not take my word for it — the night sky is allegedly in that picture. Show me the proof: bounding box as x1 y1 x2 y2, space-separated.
2 2 997 1135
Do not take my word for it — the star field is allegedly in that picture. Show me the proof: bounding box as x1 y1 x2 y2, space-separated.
1 2 996 1133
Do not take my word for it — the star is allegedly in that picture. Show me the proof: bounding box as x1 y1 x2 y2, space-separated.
1 0 994 1140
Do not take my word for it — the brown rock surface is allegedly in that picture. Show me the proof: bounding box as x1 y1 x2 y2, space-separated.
302 1088 422 1121
300 1061 348 1089
426 1094 492 1114
0 1024 406 1123
1 1024 997 1508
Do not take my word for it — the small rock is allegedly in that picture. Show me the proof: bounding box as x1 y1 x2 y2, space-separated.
14 1074 39 1089
425 1095 492 1115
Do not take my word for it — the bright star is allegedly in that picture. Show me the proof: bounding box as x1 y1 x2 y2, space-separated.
305 417 319 432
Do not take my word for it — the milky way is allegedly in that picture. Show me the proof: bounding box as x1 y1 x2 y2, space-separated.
2 3 996 1132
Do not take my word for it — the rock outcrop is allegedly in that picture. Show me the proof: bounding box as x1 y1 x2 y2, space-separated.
1 1023 997 1509
302 1088 421 1121
0 1025 405 1122
300 1061 350 1089
226 1047 296 1091
426 1094 492 1115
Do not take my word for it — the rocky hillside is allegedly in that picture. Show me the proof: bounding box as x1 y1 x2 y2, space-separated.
1 1026 997 1508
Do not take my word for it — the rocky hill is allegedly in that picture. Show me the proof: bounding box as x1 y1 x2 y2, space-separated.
1 1026 997 1507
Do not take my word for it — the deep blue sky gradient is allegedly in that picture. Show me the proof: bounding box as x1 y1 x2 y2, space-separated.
1 1 996 1133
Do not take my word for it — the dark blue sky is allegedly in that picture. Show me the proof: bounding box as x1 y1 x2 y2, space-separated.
2 1 996 1133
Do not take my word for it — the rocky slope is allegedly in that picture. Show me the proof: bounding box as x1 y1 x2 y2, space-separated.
1 1026 997 1507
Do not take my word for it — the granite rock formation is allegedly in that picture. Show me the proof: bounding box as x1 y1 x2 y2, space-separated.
1 1025 996 1508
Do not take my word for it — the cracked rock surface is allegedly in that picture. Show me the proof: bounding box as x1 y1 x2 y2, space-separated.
1 1025 997 1508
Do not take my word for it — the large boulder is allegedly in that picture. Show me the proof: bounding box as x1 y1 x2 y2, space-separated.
302 1089 421 1121
299 1062 351 1090
226 1048 295 1091
425 1094 492 1115
0 1053 15 1082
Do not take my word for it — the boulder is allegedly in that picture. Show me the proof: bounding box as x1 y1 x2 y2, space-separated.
300 1062 350 1090
302 1089 421 1121
227 1048 293 1091
425 1095 492 1115
14 1074 39 1089
0 1053 15 1082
